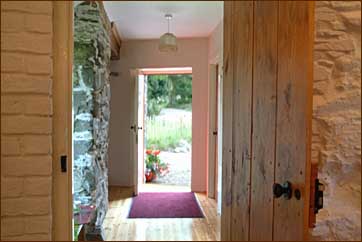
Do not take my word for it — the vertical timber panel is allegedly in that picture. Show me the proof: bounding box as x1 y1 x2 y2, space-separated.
221 2 234 240
53 2 73 240
249 2 278 241
274 1 313 241
231 2 254 241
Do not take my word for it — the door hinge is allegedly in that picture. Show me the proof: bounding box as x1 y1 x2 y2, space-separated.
309 163 324 228
314 178 324 213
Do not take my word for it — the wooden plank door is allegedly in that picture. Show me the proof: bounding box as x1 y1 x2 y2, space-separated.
249 2 278 240
220 2 234 239
230 2 254 241
274 2 314 240
221 1 314 241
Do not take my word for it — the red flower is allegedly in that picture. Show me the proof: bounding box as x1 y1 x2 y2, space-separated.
146 149 152 155
153 150 161 156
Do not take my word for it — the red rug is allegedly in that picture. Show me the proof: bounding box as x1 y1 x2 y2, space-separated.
128 192 204 218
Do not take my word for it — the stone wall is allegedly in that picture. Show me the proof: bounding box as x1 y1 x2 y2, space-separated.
1 1 53 240
311 1 361 240
73 2 111 239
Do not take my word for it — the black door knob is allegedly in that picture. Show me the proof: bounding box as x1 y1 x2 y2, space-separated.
273 181 292 200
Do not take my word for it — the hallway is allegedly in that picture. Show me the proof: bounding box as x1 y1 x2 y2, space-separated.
103 186 220 241
1 1 361 241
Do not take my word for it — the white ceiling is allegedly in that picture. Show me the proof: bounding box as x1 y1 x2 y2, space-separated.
103 1 223 40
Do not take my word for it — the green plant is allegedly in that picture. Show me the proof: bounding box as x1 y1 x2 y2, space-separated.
147 75 170 116
145 149 168 176
146 74 192 116
147 98 167 117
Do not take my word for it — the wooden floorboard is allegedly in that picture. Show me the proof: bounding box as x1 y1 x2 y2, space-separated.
103 185 220 241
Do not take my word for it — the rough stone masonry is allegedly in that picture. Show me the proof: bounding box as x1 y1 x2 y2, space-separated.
73 2 111 239
310 1 361 241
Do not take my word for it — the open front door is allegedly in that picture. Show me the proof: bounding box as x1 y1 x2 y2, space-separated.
221 1 313 241
130 70 145 196
130 70 139 195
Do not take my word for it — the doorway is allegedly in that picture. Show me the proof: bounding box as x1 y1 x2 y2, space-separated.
52 1 314 241
134 68 193 193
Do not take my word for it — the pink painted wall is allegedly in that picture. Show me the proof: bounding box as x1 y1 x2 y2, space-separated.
109 38 209 192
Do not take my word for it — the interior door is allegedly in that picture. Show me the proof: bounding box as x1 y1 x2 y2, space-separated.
221 1 314 241
214 64 219 202
208 64 218 198
217 64 223 215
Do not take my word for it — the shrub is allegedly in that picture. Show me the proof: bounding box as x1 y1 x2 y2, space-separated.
147 74 192 116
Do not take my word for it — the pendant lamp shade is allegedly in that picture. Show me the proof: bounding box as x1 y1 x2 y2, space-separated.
159 14 178 52
159 33 178 52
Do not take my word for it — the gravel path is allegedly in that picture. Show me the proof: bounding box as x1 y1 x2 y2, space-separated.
151 151 191 186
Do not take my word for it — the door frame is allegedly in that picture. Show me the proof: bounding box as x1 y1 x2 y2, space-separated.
52 1 73 240
131 67 193 193
52 2 314 241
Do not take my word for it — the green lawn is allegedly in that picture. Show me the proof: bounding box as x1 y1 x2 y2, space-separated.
146 116 191 150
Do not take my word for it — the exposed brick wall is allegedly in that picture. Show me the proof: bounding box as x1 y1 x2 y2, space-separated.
1 1 53 240
311 1 361 241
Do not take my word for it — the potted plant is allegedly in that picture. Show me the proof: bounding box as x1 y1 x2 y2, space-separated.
145 149 168 182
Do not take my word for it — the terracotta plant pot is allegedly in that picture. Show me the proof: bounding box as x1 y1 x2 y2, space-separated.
145 170 158 182
145 171 153 182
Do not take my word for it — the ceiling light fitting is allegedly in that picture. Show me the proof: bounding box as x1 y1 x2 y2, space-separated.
159 14 178 52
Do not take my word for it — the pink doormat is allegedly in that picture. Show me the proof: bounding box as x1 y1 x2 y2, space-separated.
128 192 204 218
